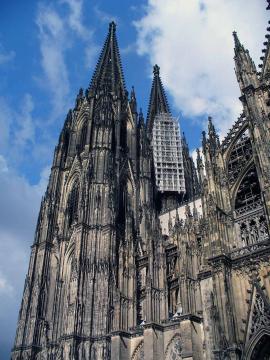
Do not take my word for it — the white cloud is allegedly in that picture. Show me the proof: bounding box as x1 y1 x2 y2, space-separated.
94 6 119 24
0 155 8 173
135 0 268 138
0 97 12 151
15 94 35 147
36 3 70 118
0 44 15 65
0 271 14 295
36 1 98 117
60 0 89 40
34 165 51 196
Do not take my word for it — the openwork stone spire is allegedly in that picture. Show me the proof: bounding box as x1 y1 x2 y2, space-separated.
89 21 126 96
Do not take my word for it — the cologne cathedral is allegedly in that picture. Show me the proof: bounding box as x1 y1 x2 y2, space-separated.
12 2 270 359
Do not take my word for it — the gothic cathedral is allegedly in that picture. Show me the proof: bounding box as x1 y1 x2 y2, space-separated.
12 3 270 359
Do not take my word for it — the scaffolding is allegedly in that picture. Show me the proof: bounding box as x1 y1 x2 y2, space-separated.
152 113 185 194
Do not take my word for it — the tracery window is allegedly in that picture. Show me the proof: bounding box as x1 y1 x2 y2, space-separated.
234 165 268 246
235 165 260 211
165 336 182 360
78 122 87 152
68 181 79 226
227 129 252 185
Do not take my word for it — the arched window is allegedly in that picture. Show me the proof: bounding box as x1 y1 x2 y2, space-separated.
227 128 252 185
165 335 182 360
234 165 268 246
68 181 79 226
63 131 70 160
235 165 261 211
77 122 87 153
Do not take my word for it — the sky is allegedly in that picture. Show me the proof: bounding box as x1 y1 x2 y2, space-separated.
0 0 268 358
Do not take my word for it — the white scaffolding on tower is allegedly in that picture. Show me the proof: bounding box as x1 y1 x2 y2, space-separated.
152 113 185 194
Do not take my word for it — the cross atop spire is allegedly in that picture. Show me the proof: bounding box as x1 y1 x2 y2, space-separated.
146 65 171 133
89 22 126 96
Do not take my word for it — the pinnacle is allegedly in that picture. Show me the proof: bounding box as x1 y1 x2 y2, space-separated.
109 21 116 32
153 64 160 76
233 31 242 50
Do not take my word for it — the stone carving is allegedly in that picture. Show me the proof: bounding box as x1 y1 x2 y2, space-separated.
165 335 182 360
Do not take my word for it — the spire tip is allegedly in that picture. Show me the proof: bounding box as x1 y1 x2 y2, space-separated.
153 64 160 76
109 21 116 32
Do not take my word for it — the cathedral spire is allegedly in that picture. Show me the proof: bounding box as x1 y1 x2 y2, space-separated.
258 2 270 79
233 31 258 91
89 21 126 96
147 64 171 133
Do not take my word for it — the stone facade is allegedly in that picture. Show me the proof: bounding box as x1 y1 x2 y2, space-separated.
12 3 270 359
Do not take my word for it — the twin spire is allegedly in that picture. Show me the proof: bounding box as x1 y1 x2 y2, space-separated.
88 21 171 133
89 22 126 96
146 64 171 133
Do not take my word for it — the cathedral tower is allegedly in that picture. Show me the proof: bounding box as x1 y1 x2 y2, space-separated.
12 2 270 359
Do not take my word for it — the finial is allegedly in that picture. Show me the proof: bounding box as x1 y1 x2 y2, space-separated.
208 116 216 133
153 64 160 76
109 21 116 32
196 148 202 162
138 108 145 125
131 86 136 99
233 31 241 49
202 130 207 151
182 131 186 143
77 87 84 98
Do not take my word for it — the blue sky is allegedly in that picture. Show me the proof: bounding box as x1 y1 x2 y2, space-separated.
0 0 268 358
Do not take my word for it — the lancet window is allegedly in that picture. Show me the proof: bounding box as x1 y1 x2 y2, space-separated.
234 165 268 247
227 128 253 185
78 122 87 152
68 181 79 227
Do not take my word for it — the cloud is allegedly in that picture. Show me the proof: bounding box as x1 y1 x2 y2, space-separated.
0 271 14 295
94 6 119 24
60 0 89 40
36 3 70 118
0 97 12 151
0 163 48 356
0 155 8 173
134 0 268 137
0 94 40 169
15 94 35 147
36 1 98 118
0 43 15 65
